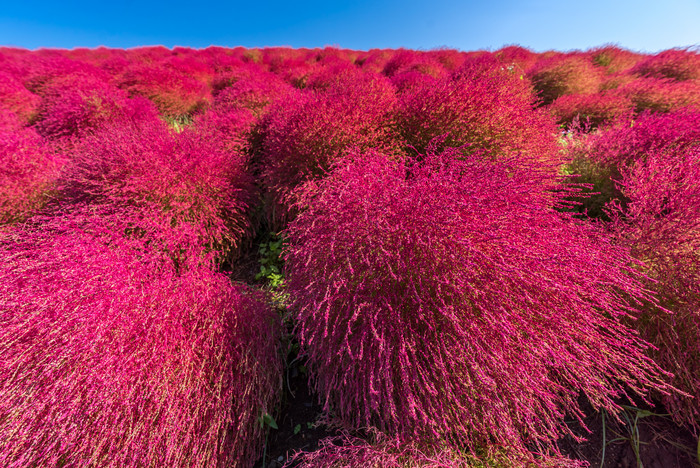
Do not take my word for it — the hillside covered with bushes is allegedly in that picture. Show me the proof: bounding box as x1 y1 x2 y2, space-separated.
1 44 699 467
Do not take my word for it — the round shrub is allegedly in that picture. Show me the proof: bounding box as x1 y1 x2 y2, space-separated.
548 91 633 129
527 55 602 105
631 48 700 82
618 77 700 113
382 50 447 80
285 148 671 461
397 55 561 170
33 74 159 139
589 46 643 74
0 126 61 225
260 70 400 224
0 108 24 131
60 119 256 260
213 68 292 117
116 63 211 118
563 109 700 219
18 53 110 94
494 45 538 73
0 71 40 123
194 106 257 157
0 215 282 467
576 109 700 168
610 145 700 432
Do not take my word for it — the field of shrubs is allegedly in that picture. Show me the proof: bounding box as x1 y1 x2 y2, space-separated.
0 44 699 467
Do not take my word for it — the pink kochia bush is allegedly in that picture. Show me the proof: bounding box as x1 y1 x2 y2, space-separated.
618 77 700 113
564 109 700 219
285 149 671 463
397 56 561 170
33 74 159 139
527 55 602 105
0 126 61 225
116 63 211 118
548 90 633 129
290 432 518 468
0 215 282 467
631 48 700 82
260 70 400 223
0 71 40 123
60 119 256 259
609 144 700 432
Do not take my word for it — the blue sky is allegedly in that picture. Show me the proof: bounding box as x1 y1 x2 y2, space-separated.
0 0 698 53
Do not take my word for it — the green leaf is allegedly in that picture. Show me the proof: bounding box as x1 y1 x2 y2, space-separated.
293 424 301 435
260 413 278 430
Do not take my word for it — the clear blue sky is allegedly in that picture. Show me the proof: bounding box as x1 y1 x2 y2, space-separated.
0 0 698 53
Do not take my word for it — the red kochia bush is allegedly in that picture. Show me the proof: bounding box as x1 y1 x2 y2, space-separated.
589 46 643 74
527 55 602 105
618 77 700 113
610 145 700 432
381 50 447 80
260 70 400 223
116 64 211 118
33 74 159 139
61 119 256 259
548 91 633 129
0 71 40 123
17 53 110 94
0 108 23 131
213 69 293 117
397 55 561 168
494 45 538 72
289 433 544 468
580 109 700 168
0 127 61 225
285 149 670 462
0 216 282 467
563 109 700 219
631 48 700 81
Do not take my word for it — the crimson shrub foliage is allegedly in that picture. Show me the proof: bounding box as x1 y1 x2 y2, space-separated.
116 63 211 118
0 126 61 225
213 69 294 117
548 91 633 129
631 48 700 81
33 74 159 139
527 55 602 105
382 50 447 80
60 119 256 260
608 144 700 432
0 71 40 123
211 63 268 93
578 109 700 168
289 432 567 468
285 148 670 462
260 70 400 223
0 108 24 131
194 106 257 157
494 45 538 72
397 55 561 170
589 46 643 74
18 53 110 94
563 109 700 219
618 77 700 113
0 215 282 467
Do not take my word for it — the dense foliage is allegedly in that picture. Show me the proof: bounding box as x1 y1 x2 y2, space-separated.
0 214 282 467
284 148 671 462
0 44 698 467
